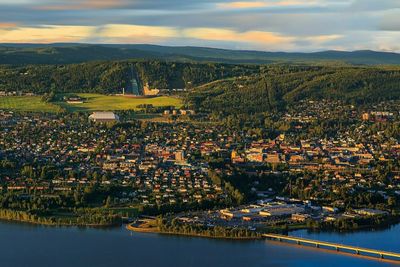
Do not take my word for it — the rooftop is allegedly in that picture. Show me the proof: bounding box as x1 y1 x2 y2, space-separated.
89 112 119 121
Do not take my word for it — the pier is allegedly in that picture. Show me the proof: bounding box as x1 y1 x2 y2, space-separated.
263 234 400 261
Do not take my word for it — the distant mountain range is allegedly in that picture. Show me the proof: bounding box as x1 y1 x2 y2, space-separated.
1 43 400 65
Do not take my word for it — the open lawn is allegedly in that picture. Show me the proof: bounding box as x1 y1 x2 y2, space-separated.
0 94 183 113
58 94 183 112
0 96 62 112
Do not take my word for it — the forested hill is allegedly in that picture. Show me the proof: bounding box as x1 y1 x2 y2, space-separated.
1 61 400 110
186 65 400 115
2 44 400 65
0 61 258 94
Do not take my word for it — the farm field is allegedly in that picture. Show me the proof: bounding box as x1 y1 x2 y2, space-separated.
58 94 183 112
0 96 62 112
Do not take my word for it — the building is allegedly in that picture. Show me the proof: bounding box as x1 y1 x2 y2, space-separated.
362 113 370 121
66 96 84 104
322 206 339 213
291 213 311 222
175 150 185 162
89 112 119 123
231 150 238 160
265 153 282 164
259 204 305 217
354 209 388 217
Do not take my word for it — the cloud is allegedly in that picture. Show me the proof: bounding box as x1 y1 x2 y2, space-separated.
217 1 268 9
182 27 294 45
0 23 18 29
0 22 343 51
35 0 128 10
0 25 95 43
99 24 298 47
183 27 344 51
18 0 228 11
0 0 399 52
99 24 179 43
217 0 319 9
379 10 400 31
350 0 400 11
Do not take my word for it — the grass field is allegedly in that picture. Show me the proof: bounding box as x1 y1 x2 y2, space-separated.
0 94 183 113
58 93 183 112
0 96 62 112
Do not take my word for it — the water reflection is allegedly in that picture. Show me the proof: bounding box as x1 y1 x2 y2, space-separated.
0 222 398 267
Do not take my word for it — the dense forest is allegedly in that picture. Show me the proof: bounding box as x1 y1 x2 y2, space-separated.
2 44 400 65
186 65 400 115
0 61 258 94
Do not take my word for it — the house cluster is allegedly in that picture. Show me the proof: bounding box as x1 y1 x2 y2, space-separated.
99 149 223 205
163 109 196 116
0 112 230 206
362 112 395 122
235 135 400 172
283 99 399 124
1 98 399 211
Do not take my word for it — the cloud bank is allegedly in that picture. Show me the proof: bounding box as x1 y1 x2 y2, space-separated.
0 0 399 52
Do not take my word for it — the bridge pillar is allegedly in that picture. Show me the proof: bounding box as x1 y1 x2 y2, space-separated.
297 241 300 245
356 250 359 255
316 244 319 248
380 254 384 259
335 247 339 251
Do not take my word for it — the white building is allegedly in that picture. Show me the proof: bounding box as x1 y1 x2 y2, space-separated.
89 112 119 123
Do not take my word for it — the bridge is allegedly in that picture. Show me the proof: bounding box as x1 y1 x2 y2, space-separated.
263 234 400 261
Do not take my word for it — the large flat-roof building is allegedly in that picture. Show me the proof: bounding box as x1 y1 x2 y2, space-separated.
89 112 119 123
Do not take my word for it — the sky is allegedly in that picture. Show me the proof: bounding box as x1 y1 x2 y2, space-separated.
0 0 400 52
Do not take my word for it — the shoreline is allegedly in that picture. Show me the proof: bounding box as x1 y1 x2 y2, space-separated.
0 218 121 228
0 215 397 238
0 208 123 228
126 215 400 241
0 208 397 234
0 214 121 228
126 223 262 240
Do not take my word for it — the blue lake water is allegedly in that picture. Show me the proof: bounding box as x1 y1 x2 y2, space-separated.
0 221 399 267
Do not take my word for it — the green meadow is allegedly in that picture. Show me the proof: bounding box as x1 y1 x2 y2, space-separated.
0 94 183 113
58 94 183 112
0 96 62 112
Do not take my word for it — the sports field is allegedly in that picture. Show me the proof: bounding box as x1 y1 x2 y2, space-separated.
58 93 183 112
0 96 62 112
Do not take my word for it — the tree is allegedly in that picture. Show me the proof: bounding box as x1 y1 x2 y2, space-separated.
105 196 112 208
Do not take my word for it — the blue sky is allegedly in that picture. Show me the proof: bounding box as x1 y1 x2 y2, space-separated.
0 0 400 52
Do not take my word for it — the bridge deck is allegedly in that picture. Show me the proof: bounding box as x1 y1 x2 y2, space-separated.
263 234 400 259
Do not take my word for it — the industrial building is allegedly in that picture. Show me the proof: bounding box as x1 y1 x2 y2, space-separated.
258 203 305 217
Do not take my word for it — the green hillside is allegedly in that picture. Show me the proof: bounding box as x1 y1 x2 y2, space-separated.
186 65 400 115
0 61 257 94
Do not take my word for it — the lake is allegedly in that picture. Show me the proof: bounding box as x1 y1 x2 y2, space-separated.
0 221 399 267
